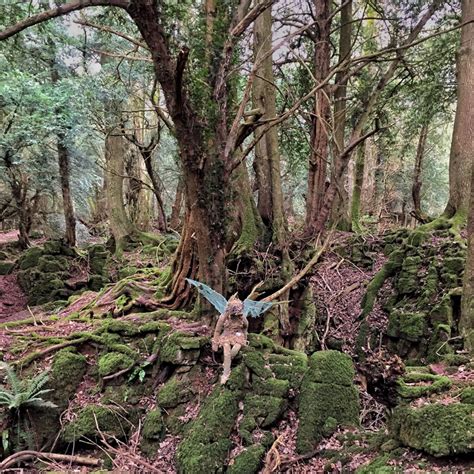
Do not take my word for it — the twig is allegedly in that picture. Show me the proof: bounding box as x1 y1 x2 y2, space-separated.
263 231 333 303
0 450 101 470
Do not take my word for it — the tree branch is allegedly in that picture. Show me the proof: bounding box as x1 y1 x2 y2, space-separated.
0 0 129 41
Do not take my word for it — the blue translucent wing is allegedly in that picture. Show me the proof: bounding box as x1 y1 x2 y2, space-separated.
243 299 275 318
186 278 228 314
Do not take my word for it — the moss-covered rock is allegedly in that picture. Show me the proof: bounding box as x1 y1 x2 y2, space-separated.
391 403 474 457
62 404 129 443
227 444 265 474
460 387 474 405
98 352 135 377
160 332 207 365
306 350 355 386
38 255 69 273
0 261 13 275
140 409 165 458
49 349 87 409
296 351 359 454
157 377 193 408
397 372 452 399
176 387 240 473
18 247 43 270
387 311 427 342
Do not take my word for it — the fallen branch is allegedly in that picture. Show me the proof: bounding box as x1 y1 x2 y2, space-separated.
0 450 101 470
262 231 333 303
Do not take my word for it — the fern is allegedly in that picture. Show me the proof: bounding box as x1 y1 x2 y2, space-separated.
0 362 57 411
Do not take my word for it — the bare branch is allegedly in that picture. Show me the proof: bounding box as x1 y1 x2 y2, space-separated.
0 0 129 41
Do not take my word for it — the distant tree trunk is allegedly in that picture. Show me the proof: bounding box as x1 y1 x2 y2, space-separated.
330 0 352 231
443 0 473 222
411 123 429 223
253 0 287 244
351 144 365 232
57 139 76 246
460 163 474 353
51 62 76 247
169 178 183 230
105 131 133 254
313 0 441 233
305 0 332 236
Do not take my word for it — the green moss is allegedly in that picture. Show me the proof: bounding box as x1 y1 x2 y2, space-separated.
460 387 474 404
355 454 395 473
49 349 87 409
387 311 427 342
243 394 287 429
391 403 474 457
306 351 355 386
157 377 193 408
227 444 265 474
267 353 307 389
18 247 43 270
98 352 134 377
296 381 359 453
160 332 206 365
176 387 240 473
62 405 128 442
397 372 452 399
0 261 13 275
247 333 275 350
253 377 289 398
38 255 69 273
142 409 164 440
242 349 272 379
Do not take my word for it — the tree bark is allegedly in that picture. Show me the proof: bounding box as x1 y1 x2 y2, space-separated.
57 139 76 246
461 162 474 353
411 123 429 223
169 178 183 230
329 0 353 231
443 0 474 221
105 131 133 254
351 144 365 232
252 0 287 244
305 0 332 236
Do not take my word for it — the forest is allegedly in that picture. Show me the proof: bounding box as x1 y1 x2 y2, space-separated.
0 0 472 472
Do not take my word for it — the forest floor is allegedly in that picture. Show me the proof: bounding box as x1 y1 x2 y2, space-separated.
0 231 473 472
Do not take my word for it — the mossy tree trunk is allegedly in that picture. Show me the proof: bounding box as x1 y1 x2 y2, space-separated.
351 144 365 233
412 122 429 224
443 0 473 223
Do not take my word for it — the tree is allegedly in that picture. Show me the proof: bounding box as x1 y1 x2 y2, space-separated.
443 0 474 223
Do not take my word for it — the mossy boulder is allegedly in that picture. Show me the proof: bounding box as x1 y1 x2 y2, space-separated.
391 403 474 457
227 444 265 474
37 255 69 273
160 332 207 365
387 311 427 342
176 387 240 473
157 377 193 408
397 372 452 399
62 404 129 443
18 247 43 270
88 244 109 275
460 387 474 405
140 409 165 458
296 351 359 454
98 351 135 377
49 349 87 408
88 274 109 291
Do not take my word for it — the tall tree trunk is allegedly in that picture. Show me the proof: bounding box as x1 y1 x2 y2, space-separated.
57 139 76 246
169 178 183 230
105 131 133 254
351 144 365 232
329 0 353 231
460 163 474 353
51 61 76 247
313 0 442 233
253 0 287 244
411 123 429 223
305 0 332 236
443 0 474 222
